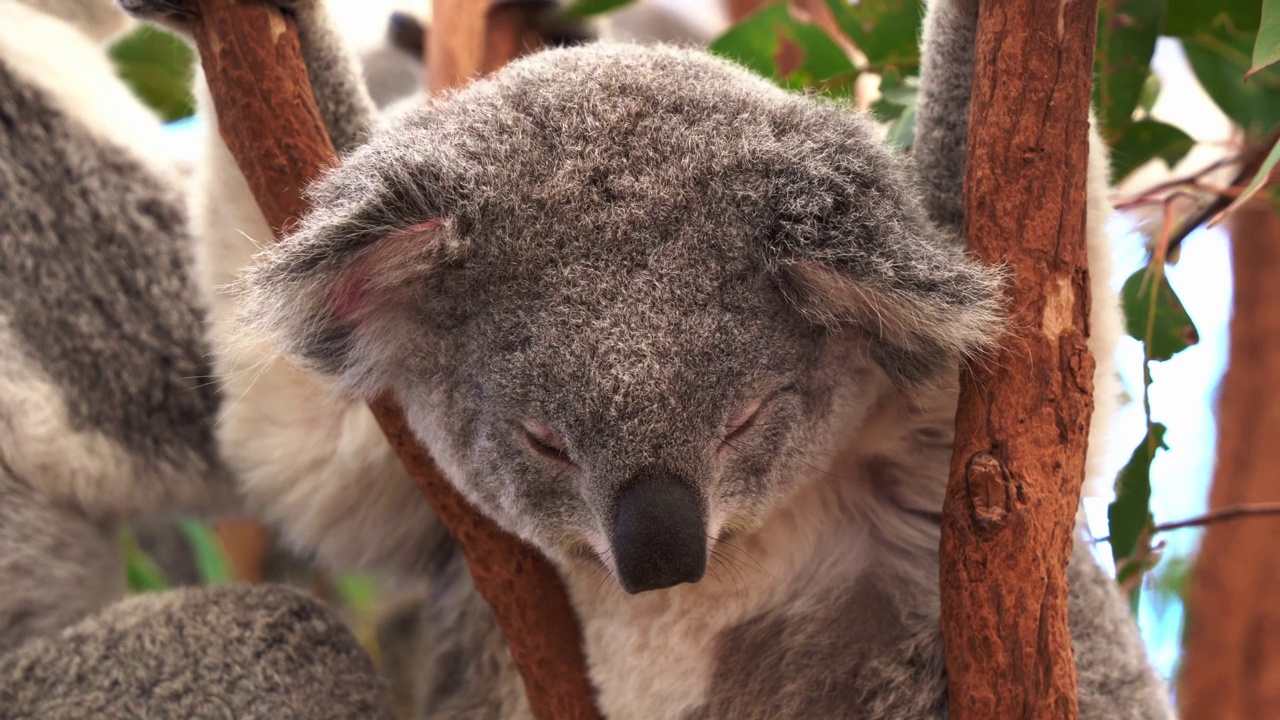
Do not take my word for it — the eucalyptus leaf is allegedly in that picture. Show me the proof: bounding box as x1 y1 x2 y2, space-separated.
109 25 195 123
1094 0 1164 140
120 525 171 593
1109 119 1195 181
710 3 792 82
1251 0 1280 76
1183 27 1280 134
823 0 922 71
1121 268 1200 362
178 519 234 584
1164 0 1260 37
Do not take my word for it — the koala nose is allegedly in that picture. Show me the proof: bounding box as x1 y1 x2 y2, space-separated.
610 470 707 594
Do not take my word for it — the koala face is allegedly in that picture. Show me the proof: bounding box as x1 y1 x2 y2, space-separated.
244 44 1003 594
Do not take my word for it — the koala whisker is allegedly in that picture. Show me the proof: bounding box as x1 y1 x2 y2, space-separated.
712 537 773 581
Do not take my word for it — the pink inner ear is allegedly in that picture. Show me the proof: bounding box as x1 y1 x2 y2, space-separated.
327 218 444 323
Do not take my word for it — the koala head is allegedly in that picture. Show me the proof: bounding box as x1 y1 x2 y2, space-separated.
242 44 1002 594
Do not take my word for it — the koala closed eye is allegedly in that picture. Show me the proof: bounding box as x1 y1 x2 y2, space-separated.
521 422 574 465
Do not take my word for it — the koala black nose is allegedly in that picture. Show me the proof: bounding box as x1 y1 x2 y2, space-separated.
611 471 707 594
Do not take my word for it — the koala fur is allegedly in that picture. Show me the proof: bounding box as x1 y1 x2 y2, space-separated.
0 0 234 652
0 584 395 719
220 0 1164 718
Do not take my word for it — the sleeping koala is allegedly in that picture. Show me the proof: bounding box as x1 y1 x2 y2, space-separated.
1 0 1164 718
229 1 1157 719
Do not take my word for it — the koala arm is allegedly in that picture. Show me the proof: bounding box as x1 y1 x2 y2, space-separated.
0 584 397 720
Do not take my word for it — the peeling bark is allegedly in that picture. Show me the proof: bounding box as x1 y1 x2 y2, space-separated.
939 1 1100 718
1179 199 1280 720
189 1 599 717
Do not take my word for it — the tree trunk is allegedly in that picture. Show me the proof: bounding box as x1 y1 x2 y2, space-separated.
1179 198 1280 719
190 1 600 717
939 1 1100 718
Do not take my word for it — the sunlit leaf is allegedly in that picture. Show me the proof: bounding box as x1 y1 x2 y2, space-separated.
109 25 195 123
1109 119 1195 181
1094 0 1164 141
823 0 922 71
562 0 635 19
1121 269 1200 362
1250 0 1280 76
178 518 233 584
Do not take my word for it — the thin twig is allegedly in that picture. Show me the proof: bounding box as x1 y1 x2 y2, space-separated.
1096 502 1280 543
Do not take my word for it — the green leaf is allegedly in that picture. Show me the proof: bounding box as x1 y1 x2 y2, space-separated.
1094 0 1164 140
119 525 171 593
1121 268 1200 362
178 519 233 584
1136 72 1162 114
1183 27 1280 134
562 0 635 19
108 25 195 123
1251 0 1280 76
782 14 858 90
1109 119 1195 181
823 0 922 71
873 70 919 149
1164 0 1260 37
1108 425 1166 565
1209 130 1280 225
710 3 856 94
710 3 793 82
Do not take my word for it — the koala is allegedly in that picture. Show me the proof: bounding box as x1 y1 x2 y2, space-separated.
0 0 239 652
227 2 1157 720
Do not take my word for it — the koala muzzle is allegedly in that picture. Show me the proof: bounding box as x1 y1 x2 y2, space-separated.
611 471 707 594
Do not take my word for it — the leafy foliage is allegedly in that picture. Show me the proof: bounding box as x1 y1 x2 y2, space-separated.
109 25 195 123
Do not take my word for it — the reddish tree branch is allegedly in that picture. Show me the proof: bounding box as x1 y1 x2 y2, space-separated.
939 1 1100 718
189 1 599 717
1179 198 1280 720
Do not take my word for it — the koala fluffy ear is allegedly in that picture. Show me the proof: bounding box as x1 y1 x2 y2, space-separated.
781 253 1006 384
238 189 460 397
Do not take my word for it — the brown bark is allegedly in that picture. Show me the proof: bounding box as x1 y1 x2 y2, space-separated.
212 518 269 582
425 0 488 92
1179 199 1280 720
189 1 600 718
939 1 1100 718
482 1 552 74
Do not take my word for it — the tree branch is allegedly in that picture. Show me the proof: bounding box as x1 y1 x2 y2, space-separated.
939 1 1100 718
188 1 598 717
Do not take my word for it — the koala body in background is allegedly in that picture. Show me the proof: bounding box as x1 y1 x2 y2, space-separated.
0 0 238 651
0 3 394 717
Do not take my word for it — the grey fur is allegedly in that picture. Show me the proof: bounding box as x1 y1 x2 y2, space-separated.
0 3 233 654
0 584 396 720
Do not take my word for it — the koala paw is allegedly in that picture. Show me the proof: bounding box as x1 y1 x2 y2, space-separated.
118 0 312 34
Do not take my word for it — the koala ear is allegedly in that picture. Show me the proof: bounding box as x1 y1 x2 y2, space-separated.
238 205 459 397
781 252 1006 383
